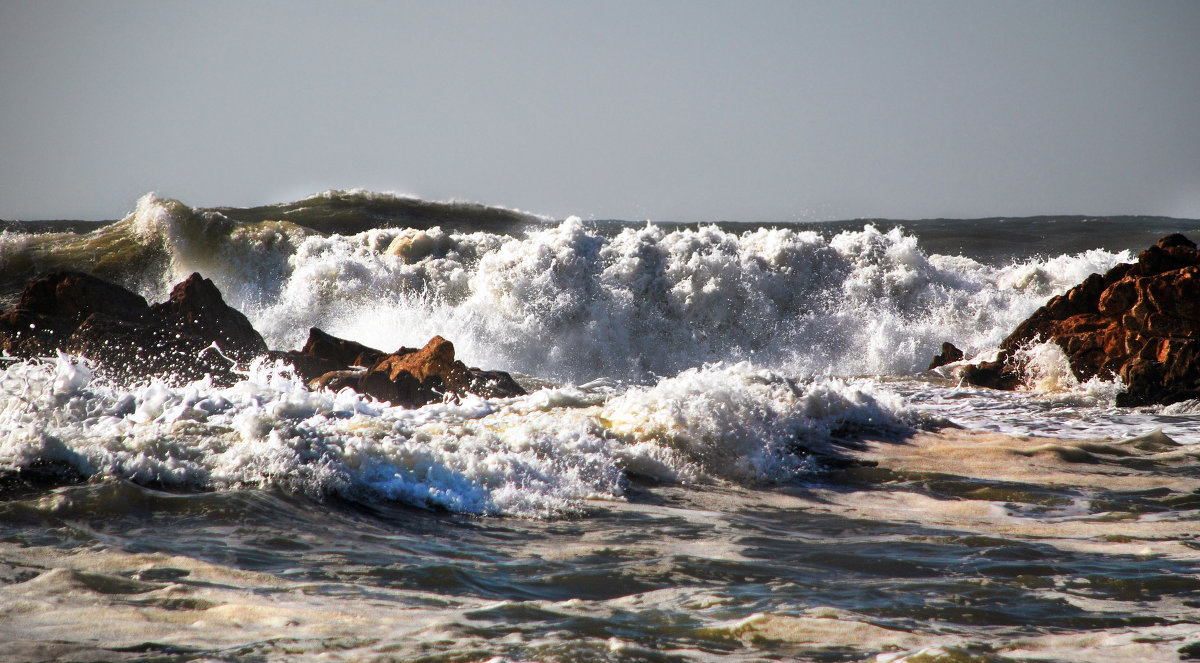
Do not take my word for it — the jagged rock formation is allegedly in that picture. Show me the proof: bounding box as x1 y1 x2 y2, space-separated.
0 271 265 384
0 271 526 407
940 234 1200 406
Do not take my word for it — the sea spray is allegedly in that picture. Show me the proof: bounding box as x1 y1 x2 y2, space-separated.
232 212 1132 382
0 354 912 515
2 195 1136 384
6 197 1200 662
603 363 910 483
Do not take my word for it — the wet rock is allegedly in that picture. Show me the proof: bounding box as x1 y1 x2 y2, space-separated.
0 459 88 501
63 312 239 384
274 327 389 382
467 368 528 399
16 270 149 322
0 271 150 358
0 308 78 358
295 331 526 408
149 273 267 361
0 271 525 406
0 270 266 385
927 342 964 370
959 355 1023 391
942 234 1200 405
372 336 470 391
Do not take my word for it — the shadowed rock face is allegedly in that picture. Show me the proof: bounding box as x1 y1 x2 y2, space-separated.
927 342 965 371
939 234 1200 406
0 271 268 385
151 273 269 361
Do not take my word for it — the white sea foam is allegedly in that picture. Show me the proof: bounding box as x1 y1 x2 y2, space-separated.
109 198 1127 383
603 363 909 483
122 193 312 304
0 355 911 516
0 195 1146 386
4 197 1159 513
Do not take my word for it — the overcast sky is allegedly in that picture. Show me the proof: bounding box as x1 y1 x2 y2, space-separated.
1 0 1198 221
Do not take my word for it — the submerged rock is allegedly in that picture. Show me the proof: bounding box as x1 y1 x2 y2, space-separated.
0 460 88 501
936 234 1200 405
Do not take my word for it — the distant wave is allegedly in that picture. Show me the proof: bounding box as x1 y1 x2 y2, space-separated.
206 188 548 235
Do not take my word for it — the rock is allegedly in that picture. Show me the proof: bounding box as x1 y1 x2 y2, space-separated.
16 270 149 322
349 367 440 409
1 271 526 406
149 273 268 361
927 342 964 370
959 355 1023 391
293 331 526 408
372 336 470 390
0 308 78 358
0 271 150 359
944 234 1200 405
0 270 267 385
0 460 87 502
467 369 527 398
271 327 391 383
63 312 239 384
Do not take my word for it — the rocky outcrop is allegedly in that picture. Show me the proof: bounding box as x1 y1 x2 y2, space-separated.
281 329 526 408
150 273 268 361
0 271 266 384
939 234 1200 406
0 271 526 407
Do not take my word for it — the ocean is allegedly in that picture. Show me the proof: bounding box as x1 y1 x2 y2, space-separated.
3 191 1200 662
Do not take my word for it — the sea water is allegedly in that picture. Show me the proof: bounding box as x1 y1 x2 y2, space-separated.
2 192 1200 661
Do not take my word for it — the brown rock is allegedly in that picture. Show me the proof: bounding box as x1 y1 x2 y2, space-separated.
273 327 391 383
301 327 389 368
954 234 1200 405
372 336 470 391
927 342 964 370
1 271 527 405
354 368 439 408
0 271 265 386
64 312 241 384
467 369 527 398
149 273 268 361
960 353 1023 391
17 271 149 322
1097 279 1136 316
286 330 526 407
0 308 77 358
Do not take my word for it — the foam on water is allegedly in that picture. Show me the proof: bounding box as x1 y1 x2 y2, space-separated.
7 196 1200 662
0 354 911 516
603 363 909 483
3 195 1136 385
101 196 1129 383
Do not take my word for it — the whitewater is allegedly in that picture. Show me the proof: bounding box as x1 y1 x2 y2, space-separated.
3 192 1200 662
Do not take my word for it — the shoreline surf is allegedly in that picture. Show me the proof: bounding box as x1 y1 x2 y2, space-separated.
3 192 1200 661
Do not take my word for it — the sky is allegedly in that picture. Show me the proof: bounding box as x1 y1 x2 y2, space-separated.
1 0 1198 222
